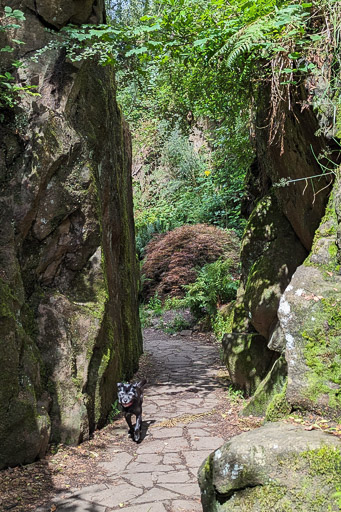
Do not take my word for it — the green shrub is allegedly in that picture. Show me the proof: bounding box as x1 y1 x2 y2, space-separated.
212 304 234 341
142 224 239 301
147 292 163 316
185 258 239 319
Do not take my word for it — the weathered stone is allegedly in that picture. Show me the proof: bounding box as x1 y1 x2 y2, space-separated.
222 333 277 395
256 85 333 251
240 194 307 339
0 0 142 467
279 265 341 417
267 322 286 352
198 422 341 511
241 354 288 417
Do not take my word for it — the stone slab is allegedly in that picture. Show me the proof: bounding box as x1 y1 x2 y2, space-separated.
99 452 133 475
72 482 143 508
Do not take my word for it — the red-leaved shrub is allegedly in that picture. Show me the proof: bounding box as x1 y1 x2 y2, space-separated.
142 224 239 301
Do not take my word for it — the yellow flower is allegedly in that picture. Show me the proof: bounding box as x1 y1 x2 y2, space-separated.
205 170 211 176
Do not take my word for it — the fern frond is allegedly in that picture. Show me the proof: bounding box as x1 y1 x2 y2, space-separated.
211 3 308 69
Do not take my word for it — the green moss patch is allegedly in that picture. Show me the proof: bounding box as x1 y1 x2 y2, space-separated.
302 297 341 413
220 446 341 511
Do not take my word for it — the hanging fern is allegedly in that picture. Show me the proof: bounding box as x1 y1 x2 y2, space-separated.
212 3 310 69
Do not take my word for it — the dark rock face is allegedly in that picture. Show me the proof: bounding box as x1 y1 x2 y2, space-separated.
256 86 333 251
223 193 307 393
0 1 142 468
223 83 338 401
198 422 341 511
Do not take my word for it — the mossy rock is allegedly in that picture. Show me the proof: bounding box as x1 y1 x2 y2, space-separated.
278 264 341 418
241 354 289 418
240 194 307 339
198 422 341 511
222 332 277 395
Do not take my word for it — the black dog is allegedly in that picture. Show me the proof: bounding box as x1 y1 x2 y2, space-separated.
117 379 147 442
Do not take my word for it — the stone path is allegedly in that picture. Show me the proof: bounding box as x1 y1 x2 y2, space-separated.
37 329 229 512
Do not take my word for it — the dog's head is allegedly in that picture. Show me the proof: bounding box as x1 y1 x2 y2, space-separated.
117 381 143 408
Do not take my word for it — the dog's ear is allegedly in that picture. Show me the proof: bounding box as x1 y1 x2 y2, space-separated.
135 379 147 388
117 382 123 389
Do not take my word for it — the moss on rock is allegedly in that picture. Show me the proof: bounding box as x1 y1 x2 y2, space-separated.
198 423 341 512
241 355 289 418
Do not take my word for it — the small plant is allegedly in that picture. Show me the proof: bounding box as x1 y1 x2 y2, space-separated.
163 313 191 334
185 258 239 320
226 385 245 404
163 296 190 310
0 7 39 116
212 306 234 341
139 305 152 328
108 400 120 423
147 292 163 316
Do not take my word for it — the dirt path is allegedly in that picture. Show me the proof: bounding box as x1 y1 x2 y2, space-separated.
1 329 259 512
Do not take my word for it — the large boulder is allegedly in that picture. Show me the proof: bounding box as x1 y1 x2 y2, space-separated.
240 194 307 339
0 0 142 468
256 85 333 251
222 193 306 393
198 422 341 511
277 190 341 418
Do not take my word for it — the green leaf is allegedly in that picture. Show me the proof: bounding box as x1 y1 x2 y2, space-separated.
193 38 208 47
309 34 322 41
125 47 148 57
0 46 14 53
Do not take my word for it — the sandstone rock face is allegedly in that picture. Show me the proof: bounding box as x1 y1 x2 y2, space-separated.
223 82 338 400
240 194 307 339
256 86 333 251
277 191 341 417
222 193 306 393
198 422 341 511
0 1 142 468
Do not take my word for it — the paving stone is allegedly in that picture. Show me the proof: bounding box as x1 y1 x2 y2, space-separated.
125 462 174 473
150 427 184 438
183 451 212 473
191 436 224 451
122 472 155 488
99 452 133 475
134 453 162 464
129 486 181 504
116 503 168 512
170 499 203 511
160 482 199 497
162 437 189 452
135 439 166 454
156 471 191 484
162 452 183 465
72 482 143 508
36 499 107 512
186 428 212 438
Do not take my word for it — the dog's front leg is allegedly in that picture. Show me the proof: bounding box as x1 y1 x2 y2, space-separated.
134 411 142 442
125 413 134 437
